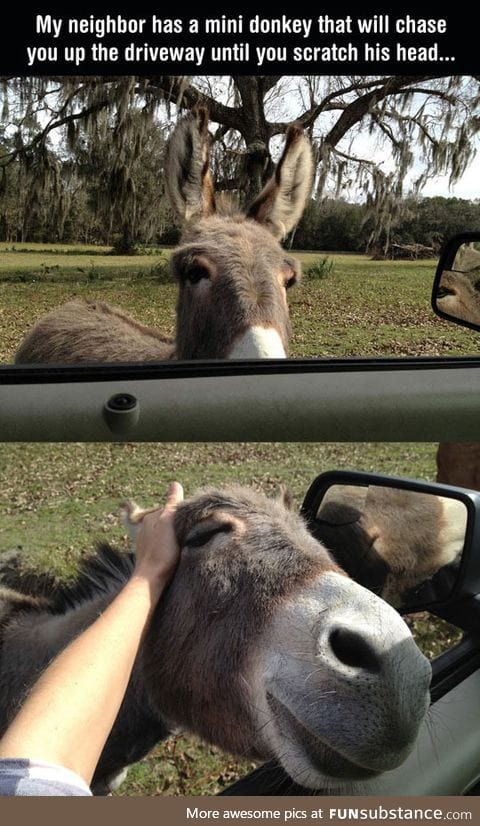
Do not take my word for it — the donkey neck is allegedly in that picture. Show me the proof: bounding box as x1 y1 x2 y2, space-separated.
0 588 170 786
0 591 119 721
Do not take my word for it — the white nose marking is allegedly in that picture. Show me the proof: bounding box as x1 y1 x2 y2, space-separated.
228 326 286 359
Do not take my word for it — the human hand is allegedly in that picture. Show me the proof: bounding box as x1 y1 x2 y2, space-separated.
133 481 184 585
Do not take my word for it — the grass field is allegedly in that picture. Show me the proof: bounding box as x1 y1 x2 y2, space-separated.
0 244 477 362
0 244 471 795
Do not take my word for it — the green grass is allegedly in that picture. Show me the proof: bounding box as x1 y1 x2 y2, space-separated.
0 252 168 274
0 242 113 254
0 441 442 574
289 255 476 358
0 440 461 795
0 247 476 363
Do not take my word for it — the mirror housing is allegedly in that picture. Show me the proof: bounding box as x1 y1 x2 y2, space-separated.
432 232 480 332
301 470 480 630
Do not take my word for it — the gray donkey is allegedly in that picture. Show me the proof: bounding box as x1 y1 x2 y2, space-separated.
0 487 430 794
15 108 313 364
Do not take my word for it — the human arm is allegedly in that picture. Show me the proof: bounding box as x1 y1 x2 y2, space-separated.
0 482 183 787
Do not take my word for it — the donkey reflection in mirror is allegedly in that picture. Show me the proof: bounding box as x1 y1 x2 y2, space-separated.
435 245 480 491
312 485 467 606
15 108 313 365
435 262 480 492
0 487 430 794
436 243 480 327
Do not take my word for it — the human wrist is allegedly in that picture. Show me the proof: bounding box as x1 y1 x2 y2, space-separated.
129 567 171 601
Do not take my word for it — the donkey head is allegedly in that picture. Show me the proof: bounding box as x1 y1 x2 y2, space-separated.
313 486 467 608
436 270 480 326
165 108 313 359
127 488 431 790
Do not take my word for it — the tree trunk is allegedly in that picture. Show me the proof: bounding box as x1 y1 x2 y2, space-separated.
232 77 274 204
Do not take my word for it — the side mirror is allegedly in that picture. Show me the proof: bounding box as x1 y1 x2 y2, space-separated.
432 232 480 332
301 470 480 629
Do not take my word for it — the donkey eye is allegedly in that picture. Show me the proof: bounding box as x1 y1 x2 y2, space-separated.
283 258 300 289
185 523 233 548
186 265 210 285
474 280 480 292
437 286 455 298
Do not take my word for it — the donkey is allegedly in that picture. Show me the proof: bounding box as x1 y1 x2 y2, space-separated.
436 442 480 490
436 269 480 327
435 251 480 491
311 485 467 607
15 108 313 365
0 486 431 795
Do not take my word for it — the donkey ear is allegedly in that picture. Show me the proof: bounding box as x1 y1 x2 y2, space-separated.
276 485 295 511
120 500 147 545
247 123 314 240
165 105 216 222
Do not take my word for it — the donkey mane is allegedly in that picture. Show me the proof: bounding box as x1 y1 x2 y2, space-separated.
52 544 133 613
1 545 133 617
15 110 313 365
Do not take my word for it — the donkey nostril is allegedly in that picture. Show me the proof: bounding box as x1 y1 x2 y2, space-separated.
328 627 381 673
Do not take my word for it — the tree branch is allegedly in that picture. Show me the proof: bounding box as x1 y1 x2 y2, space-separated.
332 147 376 166
382 109 439 145
322 76 442 150
269 76 446 136
0 98 113 167
260 76 283 95
369 112 402 147
145 76 240 129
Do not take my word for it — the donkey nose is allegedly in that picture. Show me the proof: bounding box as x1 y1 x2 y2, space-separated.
328 626 382 673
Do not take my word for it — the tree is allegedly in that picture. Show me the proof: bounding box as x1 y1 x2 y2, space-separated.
70 111 169 250
1 75 479 249
293 199 367 251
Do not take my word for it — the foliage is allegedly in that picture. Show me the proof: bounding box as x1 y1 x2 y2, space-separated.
1 76 480 251
303 256 334 280
293 199 366 251
397 196 480 247
292 195 480 252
